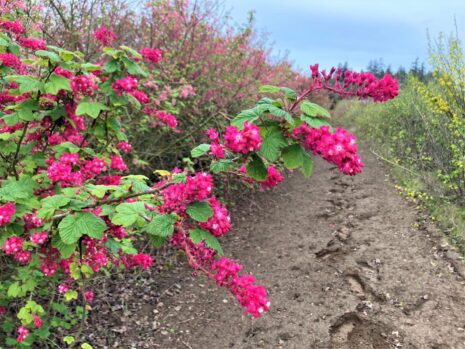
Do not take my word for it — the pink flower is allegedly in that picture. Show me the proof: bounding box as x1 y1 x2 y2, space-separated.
2 236 23 255
0 53 22 71
32 314 43 329
94 25 117 46
261 166 283 188
199 197 231 237
110 155 127 172
130 90 150 104
14 250 32 265
292 125 363 175
30 232 48 245
0 202 16 226
140 48 163 63
84 290 94 302
117 141 132 153
210 143 225 159
0 20 25 35
18 37 46 50
16 326 29 342
71 75 99 96
224 121 262 155
112 76 138 94
58 283 69 294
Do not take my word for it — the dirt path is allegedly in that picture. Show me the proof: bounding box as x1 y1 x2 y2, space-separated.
87 148 465 349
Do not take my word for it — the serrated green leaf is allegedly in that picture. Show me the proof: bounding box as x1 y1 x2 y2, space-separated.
35 50 61 62
76 97 109 118
282 144 304 169
52 233 76 258
189 228 223 255
186 201 213 222
58 212 107 244
44 74 71 94
280 87 297 101
246 154 267 181
37 195 71 219
259 85 281 94
191 144 210 158
268 106 294 125
111 201 146 227
301 152 314 177
145 214 178 237
6 75 43 94
210 159 234 174
300 115 331 129
300 100 331 119
259 129 288 162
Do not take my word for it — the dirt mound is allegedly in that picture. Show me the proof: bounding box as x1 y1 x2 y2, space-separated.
84 148 465 349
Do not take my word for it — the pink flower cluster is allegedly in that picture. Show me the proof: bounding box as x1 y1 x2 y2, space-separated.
18 37 46 50
0 202 16 226
140 48 163 64
112 76 138 94
0 20 25 35
2 236 31 265
0 53 22 71
199 197 231 237
117 141 132 153
211 257 270 317
309 64 399 102
16 326 29 342
261 166 284 188
292 125 363 175
94 25 117 46
71 75 99 96
161 172 213 214
144 106 178 129
223 122 262 154
206 129 225 159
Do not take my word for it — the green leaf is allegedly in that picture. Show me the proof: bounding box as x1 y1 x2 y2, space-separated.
76 97 109 118
6 75 43 94
189 228 223 255
210 159 234 174
259 128 288 162
0 177 36 201
301 152 314 177
300 101 331 119
268 106 294 125
300 115 331 129
231 108 262 129
58 212 107 244
44 74 71 94
7 282 21 298
63 336 75 345
186 201 214 222
122 57 147 77
191 144 210 158
81 343 93 349
280 87 297 101
64 290 78 301
16 99 39 121
259 85 281 94
35 50 61 63
246 154 267 181
282 144 304 170
111 202 146 227
172 173 187 183
37 195 70 219
145 214 178 237
52 233 76 259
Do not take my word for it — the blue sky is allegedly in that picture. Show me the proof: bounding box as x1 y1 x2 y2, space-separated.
222 0 465 72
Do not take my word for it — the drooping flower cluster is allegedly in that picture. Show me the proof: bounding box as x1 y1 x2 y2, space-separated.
161 172 213 214
292 125 363 175
94 25 117 46
18 37 46 50
309 64 399 102
144 106 178 129
71 75 99 96
199 197 231 237
223 121 262 154
210 257 270 317
261 166 284 188
140 48 163 64
0 202 16 226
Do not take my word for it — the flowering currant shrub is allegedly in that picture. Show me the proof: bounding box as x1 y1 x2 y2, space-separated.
0 5 398 348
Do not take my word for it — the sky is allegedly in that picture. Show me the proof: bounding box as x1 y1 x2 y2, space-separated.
222 0 465 72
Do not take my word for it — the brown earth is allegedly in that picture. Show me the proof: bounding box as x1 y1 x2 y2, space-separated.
84 148 465 349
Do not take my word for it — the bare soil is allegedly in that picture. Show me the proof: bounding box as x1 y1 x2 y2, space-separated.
85 148 465 349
